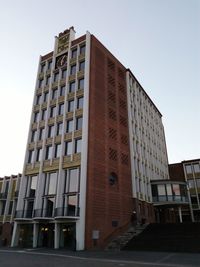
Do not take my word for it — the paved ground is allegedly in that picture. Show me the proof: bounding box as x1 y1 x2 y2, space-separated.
0 248 200 267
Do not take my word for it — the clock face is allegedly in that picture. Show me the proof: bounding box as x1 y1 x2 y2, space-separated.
56 54 67 68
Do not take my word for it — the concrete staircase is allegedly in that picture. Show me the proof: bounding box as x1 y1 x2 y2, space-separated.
123 223 200 253
105 224 148 251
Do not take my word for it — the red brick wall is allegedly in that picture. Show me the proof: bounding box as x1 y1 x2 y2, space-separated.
85 36 133 249
1 223 13 246
169 163 185 182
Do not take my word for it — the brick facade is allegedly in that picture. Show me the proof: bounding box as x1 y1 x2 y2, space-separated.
85 36 133 249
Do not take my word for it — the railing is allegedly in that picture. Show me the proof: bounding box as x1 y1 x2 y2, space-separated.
34 209 54 218
55 207 80 217
15 207 80 219
153 195 189 203
15 209 33 219
0 192 8 199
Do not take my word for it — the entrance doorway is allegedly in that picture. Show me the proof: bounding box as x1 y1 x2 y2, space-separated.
59 223 76 250
38 223 54 248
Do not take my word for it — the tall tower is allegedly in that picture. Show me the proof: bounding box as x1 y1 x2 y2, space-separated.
11 27 169 250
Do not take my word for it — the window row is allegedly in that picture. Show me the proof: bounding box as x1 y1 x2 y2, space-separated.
25 168 80 198
37 78 84 102
38 61 85 88
40 44 86 73
33 97 84 122
28 138 82 163
31 116 83 142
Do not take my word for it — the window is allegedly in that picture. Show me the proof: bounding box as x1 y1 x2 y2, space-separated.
78 78 84 90
186 165 192 174
46 76 50 86
36 148 42 162
66 119 73 133
69 81 75 93
57 122 63 135
71 49 77 59
28 150 34 163
61 68 67 79
157 185 165 196
50 106 56 117
34 112 39 122
54 72 59 82
76 117 82 130
80 45 85 55
68 100 74 112
29 176 37 197
8 201 13 215
48 125 54 138
48 61 52 70
39 128 45 140
41 109 47 120
46 197 55 217
47 172 57 195
31 130 36 142
45 145 52 160
44 91 49 102
1 201 6 215
36 95 41 105
58 103 64 115
67 195 77 216
60 86 65 96
75 139 82 153
26 200 34 218
193 164 200 173
77 97 83 109
52 88 58 99
65 141 72 156
55 143 61 158
41 64 45 72
70 65 76 75
188 179 195 189
68 169 79 192
79 61 85 71
38 79 43 88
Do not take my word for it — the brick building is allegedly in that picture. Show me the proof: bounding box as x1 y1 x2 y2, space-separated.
11 27 169 250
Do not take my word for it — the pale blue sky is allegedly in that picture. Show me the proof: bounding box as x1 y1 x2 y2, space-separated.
0 0 199 176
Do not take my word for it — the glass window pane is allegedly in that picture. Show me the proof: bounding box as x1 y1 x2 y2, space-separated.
68 100 74 112
77 97 83 109
194 164 200 173
158 185 165 195
60 86 65 96
57 122 63 135
71 49 77 59
69 81 75 93
68 195 77 216
65 141 72 156
66 120 73 133
78 78 84 89
55 144 61 158
166 184 172 195
186 165 192 174
69 169 79 192
75 139 82 153
80 45 85 54
30 175 37 197
48 173 57 195
172 184 180 195
188 179 195 188
70 65 76 75
76 117 82 130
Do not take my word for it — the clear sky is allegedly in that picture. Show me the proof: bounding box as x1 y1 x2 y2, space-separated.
0 0 199 176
